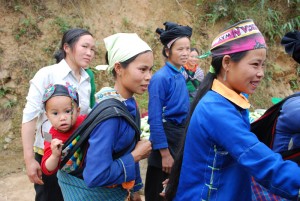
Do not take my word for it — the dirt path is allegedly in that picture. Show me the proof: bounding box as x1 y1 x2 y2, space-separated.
0 171 146 201
0 172 35 201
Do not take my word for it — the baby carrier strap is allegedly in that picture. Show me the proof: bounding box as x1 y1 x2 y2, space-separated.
59 98 141 172
251 93 300 162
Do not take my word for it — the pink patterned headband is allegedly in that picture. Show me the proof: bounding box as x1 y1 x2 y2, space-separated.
211 19 266 56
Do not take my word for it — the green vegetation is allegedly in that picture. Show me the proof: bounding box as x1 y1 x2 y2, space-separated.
122 17 130 29
3 0 300 113
289 76 299 90
0 87 16 110
3 99 17 109
200 0 299 43
0 87 9 99
54 17 71 34
14 17 41 41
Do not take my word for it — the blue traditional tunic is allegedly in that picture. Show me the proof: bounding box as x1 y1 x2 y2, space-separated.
174 79 300 201
148 62 189 151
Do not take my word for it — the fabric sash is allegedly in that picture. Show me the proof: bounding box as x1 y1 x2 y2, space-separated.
57 170 127 201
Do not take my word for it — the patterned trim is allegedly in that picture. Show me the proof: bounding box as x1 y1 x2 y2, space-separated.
205 145 219 200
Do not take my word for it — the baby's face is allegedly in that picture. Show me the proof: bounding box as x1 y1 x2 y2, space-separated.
45 96 79 132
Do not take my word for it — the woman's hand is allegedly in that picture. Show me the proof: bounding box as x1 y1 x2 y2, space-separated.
160 148 174 174
131 140 152 162
25 158 44 185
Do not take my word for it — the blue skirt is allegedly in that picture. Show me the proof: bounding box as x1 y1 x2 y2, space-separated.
57 170 127 201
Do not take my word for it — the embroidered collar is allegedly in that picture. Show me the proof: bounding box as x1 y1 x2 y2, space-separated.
211 79 250 109
94 87 126 103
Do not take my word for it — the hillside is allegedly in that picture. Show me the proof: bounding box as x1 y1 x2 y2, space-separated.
0 0 299 178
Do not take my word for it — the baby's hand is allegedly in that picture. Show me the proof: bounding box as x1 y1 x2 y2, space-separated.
50 139 63 157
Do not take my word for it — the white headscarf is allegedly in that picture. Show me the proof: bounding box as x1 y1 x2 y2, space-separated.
95 33 152 73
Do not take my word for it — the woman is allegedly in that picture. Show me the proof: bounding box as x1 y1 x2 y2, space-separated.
57 33 153 201
145 21 192 201
166 20 300 201
182 47 204 102
251 30 300 201
21 28 95 201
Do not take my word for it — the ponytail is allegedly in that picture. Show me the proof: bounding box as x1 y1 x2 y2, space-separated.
165 51 248 199
54 49 65 64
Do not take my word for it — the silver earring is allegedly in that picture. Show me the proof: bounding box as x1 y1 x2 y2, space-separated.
223 71 227 81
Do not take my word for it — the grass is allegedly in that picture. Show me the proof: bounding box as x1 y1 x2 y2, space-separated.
200 0 299 44
0 87 9 99
54 17 71 33
14 17 42 42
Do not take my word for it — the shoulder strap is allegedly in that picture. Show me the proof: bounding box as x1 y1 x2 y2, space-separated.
113 102 141 159
60 98 140 168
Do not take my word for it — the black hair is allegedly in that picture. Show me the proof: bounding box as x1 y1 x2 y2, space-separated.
190 47 200 55
105 50 152 78
54 28 93 63
165 50 248 200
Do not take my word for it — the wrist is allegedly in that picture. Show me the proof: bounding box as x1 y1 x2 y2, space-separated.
24 152 35 164
131 151 141 163
159 148 170 157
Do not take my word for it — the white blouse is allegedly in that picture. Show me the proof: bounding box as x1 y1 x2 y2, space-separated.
22 59 91 149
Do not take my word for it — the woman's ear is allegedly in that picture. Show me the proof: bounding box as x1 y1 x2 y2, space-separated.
165 48 170 57
222 55 231 71
63 43 70 54
114 62 122 77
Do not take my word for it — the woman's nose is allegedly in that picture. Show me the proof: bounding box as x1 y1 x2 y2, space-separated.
145 70 152 80
257 68 264 78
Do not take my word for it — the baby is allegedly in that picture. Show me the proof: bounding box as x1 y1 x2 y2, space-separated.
41 83 86 175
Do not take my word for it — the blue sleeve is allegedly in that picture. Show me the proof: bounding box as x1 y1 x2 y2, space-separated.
277 97 300 135
83 118 136 188
133 163 143 192
148 72 168 150
274 96 300 152
204 100 300 198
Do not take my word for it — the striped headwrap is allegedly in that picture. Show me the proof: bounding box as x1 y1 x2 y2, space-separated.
211 19 266 56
